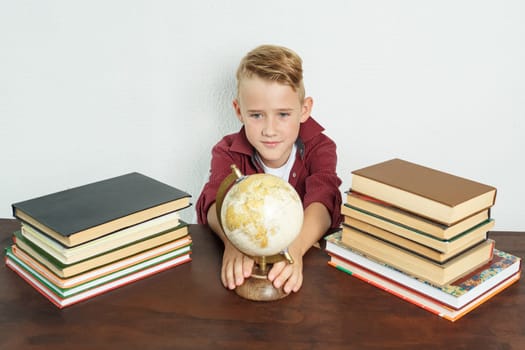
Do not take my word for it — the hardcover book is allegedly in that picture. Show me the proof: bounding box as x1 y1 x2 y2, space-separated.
328 255 520 322
20 211 181 264
345 192 490 240
10 236 192 289
325 232 522 315
341 221 491 264
5 250 192 309
341 227 494 286
12 172 191 247
341 205 493 254
5 244 191 298
350 159 496 225
13 223 189 278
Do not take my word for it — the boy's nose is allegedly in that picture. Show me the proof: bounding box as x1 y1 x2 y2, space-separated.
262 117 277 136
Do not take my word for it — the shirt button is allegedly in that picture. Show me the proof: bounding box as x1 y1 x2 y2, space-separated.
292 172 297 178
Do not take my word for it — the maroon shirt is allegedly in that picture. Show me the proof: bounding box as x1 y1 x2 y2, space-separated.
196 117 343 230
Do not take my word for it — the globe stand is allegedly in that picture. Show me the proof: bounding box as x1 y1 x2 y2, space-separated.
234 255 291 301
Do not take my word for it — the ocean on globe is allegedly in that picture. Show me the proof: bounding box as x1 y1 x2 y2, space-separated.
220 173 304 257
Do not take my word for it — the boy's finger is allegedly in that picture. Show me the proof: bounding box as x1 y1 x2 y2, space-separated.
233 257 245 286
267 261 286 281
222 260 235 290
287 271 303 293
272 264 293 289
243 256 254 278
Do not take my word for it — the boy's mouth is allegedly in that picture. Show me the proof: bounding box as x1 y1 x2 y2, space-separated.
261 141 280 148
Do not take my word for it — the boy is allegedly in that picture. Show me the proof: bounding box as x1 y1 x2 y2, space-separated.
196 44 342 294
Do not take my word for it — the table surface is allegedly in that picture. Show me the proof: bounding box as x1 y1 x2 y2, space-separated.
0 218 523 350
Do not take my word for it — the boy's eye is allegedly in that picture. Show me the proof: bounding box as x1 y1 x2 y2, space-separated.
279 112 290 118
249 113 262 119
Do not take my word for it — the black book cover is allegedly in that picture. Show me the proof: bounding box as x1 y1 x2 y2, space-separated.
12 172 191 239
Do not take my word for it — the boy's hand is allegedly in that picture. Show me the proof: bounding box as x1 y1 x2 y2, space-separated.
267 246 304 294
221 241 254 290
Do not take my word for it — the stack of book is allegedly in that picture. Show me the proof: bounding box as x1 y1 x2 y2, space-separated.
5 172 192 308
326 158 522 321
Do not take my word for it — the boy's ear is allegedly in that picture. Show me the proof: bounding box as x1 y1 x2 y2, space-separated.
300 97 313 123
232 99 243 123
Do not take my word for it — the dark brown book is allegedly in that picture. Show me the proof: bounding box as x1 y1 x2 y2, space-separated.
351 159 496 225
12 172 191 247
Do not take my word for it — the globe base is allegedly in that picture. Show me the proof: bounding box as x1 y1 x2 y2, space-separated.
234 267 289 301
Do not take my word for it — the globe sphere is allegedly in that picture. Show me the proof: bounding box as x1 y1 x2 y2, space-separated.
220 173 304 257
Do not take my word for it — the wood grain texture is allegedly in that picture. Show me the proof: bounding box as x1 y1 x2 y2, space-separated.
0 219 523 350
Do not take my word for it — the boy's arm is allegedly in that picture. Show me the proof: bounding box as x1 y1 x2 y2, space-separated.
205 202 227 243
196 134 245 226
196 134 259 291
299 133 343 230
269 133 341 293
206 202 254 290
291 201 331 257
268 201 331 293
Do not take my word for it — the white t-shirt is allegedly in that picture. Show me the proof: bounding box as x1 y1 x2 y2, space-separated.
256 144 297 181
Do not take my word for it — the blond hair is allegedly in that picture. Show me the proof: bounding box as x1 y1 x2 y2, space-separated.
236 45 305 101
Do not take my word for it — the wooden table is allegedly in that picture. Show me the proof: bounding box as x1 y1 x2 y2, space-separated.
0 219 523 350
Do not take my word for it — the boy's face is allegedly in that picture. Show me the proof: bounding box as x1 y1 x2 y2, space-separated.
233 76 312 169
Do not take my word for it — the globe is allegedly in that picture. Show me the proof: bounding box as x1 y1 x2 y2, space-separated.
220 173 304 258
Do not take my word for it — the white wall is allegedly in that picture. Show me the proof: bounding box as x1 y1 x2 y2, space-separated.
1 1 524 230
